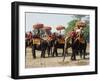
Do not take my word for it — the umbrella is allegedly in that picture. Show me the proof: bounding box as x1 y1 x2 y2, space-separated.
33 23 44 29
33 23 44 36
43 26 52 35
56 25 65 33
43 26 52 30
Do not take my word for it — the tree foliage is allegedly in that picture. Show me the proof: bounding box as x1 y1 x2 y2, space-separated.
65 20 78 34
65 19 89 42
83 24 89 42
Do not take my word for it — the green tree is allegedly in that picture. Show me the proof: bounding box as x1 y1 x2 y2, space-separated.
65 20 77 34
83 24 89 42
65 15 90 42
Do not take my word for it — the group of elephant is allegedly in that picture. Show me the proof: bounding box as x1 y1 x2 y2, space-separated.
26 35 87 61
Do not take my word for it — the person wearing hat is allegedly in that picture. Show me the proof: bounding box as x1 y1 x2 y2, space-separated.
74 21 86 43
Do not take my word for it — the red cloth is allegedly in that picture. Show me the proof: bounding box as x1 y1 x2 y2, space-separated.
70 31 77 38
28 33 32 39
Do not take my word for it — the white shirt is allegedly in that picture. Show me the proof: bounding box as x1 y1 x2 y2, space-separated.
76 29 81 33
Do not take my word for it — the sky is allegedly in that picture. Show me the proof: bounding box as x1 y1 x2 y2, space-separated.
25 12 89 34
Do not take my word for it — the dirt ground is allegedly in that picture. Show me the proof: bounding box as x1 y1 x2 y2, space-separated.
25 45 89 68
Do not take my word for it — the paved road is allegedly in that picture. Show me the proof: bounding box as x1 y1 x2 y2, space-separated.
25 47 89 68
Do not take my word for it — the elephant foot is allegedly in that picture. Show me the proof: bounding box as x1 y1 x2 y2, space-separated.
56 54 58 57
33 57 36 59
48 54 50 57
52 55 55 57
71 57 76 61
43 56 45 58
83 57 85 59
80 56 82 59
41 56 45 58
72 59 76 61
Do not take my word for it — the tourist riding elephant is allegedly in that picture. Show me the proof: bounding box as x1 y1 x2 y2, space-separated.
63 31 87 61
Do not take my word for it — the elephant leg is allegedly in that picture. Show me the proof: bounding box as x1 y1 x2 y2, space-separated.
65 49 68 55
41 50 43 58
41 51 43 58
83 49 86 59
71 49 76 60
52 48 55 57
52 47 58 57
63 48 66 62
52 47 55 57
52 51 54 57
76 50 79 55
71 49 74 60
71 53 74 60
32 45 36 59
73 49 76 60
41 49 45 58
80 49 82 59
43 50 46 58
62 48 64 56
50 47 52 55
55 48 58 56
47 47 50 57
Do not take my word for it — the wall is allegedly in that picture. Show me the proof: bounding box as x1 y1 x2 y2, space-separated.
0 0 99 81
